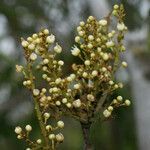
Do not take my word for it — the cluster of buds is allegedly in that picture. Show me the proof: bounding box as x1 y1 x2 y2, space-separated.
15 4 130 149
103 96 131 118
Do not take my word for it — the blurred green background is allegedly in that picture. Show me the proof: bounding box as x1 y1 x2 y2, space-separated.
0 0 150 150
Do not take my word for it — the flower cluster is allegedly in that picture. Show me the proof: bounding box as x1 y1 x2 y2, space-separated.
15 4 130 149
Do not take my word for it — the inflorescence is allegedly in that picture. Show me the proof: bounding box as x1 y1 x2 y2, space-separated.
15 4 131 150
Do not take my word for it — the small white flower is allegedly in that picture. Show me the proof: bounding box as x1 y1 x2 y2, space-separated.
74 83 80 90
88 35 94 41
57 121 64 128
106 41 114 48
80 21 85 26
21 40 29 47
117 23 125 31
49 134 55 140
16 65 23 72
30 53 37 61
109 80 114 85
92 70 98 77
55 78 62 84
122 61 128 67
75 36 80 43
43 29 49 35
44 113 50 119
82 72 88 78
15 126 22 134
117 96 123 102
66 102 72 108
73 99 81 108
84 60 90 66
102 53 109 61
46 34 55 44
55 101 61 106
43 59 49 64
28 43 35 50
56 133 64 142
99 19 107 26
62 98 67 104
71 46 80 56
33 89 40 96
70 74 76 80
87 94 95 101
58 60 64 66
36 139 42 144
125 99 131 106
108 106 113 112
25 125 32 132
54 44 62 53
103 109 111 118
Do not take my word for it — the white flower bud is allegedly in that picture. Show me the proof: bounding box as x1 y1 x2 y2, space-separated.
122 61 128 67
57 121 64 128
80 21 85 26
113 4 119 9
36 139 42 144
82 72 88 78
88 16 94 21
30 53 37 61
92 70 98 77
16 65 23 72
62 98 67 104
102 53 109 61
55 78 62 84
46 34 55 44
87 43 93 49
109 80 114 85
75 36 80 43
21 41 29 47
43 58 49 64
79 31 84 36
49 134 55 140
33 89 40 96
56 101 61 106
58 60 64 66
43 29 49 35
15 126 22 134
103 109 111 118
54 44 62 53
99 19 107 26
26 148 31 150
66 103 72 108
74 83 80 90
28 43 35 50
125 99 131 106
25 125 32 132
117 23 125 31
108 106 113 112
84 60 90 66
44 113 50 119
70 74 76 80
117 96 123 102
73 99 81 108
71 46 80 56
56 133 64 142
87 94 95 101
106 41 114 48
88 35 94 41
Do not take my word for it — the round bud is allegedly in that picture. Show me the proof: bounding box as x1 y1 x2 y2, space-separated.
49 134 55 140
73 99 81 108
21 41 29 48
108 106 113 112
33 89 40 96
117 96 123 102
62 98 67 104
46 34 55 44
56 101 61 106
56 133 64 142
28 43 35 50
25 125 32 132
43 29 49 35
92 70 98 77
122 61 128 67
74 84 80 90
99 19 107 26
44 113 50 119
88 35 94 41
66 103 72 108
57 121 64 128
43 59 49 64
30 53 37 61
15 126 22 134
125 99 131 106
58 60 64 66
103 109 111 118
84 60 90 66
36 139 42 144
